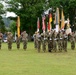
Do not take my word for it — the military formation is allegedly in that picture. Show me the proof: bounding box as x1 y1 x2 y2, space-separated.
0 30 76 52
33 30 76 52
0 31 28 50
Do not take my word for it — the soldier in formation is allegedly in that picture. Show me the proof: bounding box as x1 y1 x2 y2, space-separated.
21 31 28 50
62 30 68 52
7 32 13 50
33 31 38 49
0 31 3 49
47 30 53 52
69 32 75 50
41 32 47 52
36 32 41 52
33 29 71 52
16 35 21 49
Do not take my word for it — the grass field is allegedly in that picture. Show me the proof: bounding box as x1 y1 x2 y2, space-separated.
0 42 76 75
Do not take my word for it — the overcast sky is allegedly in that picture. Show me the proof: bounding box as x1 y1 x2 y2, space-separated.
1 1 17 18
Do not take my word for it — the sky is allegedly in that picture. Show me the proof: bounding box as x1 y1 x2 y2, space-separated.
5 12 17 18
1 1 17 18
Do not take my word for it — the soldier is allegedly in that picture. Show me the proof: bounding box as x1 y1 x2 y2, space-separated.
52 30 57 52
47 30 53 52
57 30 63 52
21 31 28 50
70 32 75 50
16 35 21 49
62 31 68 52
41 32 47 52
36 32 41 52
33 31 37 49
0 31 3 49
7 32 13 50
74 31 76 42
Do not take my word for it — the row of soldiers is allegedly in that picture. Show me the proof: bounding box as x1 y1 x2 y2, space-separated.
33 30 76 52
0 31 28 50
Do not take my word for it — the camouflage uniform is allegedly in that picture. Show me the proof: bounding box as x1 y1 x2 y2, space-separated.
74 31 76 42
16 35 21 49
33 32 37 49
36 32 41 52
0 32 3 49
47 31 53 52
7 32 13 50
62 31 68 52
57 31 63 52
52 30 57 52
21 31 28 50
70 32 75 50
41 32 47 52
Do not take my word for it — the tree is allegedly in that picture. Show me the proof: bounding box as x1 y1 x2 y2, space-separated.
9 21 16 34
5 0 46 35
5 0 76 33
0 2 6 33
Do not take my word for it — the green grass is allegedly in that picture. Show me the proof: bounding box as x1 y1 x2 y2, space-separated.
0 42 76 75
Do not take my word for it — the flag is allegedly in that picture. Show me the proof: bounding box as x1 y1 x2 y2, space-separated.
54 13 56 24
17 16 20 37
55 8 60 32
61 9 65 29
56 8 60 25
48 13 52 31
67 18 70 28
42 15 46 33
37 17 40 32
49 13 52 23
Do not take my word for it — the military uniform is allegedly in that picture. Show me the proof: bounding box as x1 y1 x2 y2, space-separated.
62 31 68 52
41 32 47 52
0 32 3 49
52 30 57 52
7 32 13 50
16 35 21 49
36 32 41 52
47 31 53 52
21 31 28 50
57 31 63 52
70 32 75 50
33 32 37 49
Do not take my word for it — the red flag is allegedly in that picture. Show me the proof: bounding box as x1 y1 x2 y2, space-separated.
48 22 50 31
42 16 46 32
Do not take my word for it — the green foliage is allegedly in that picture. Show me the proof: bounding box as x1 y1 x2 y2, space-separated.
0 3 6 33
9 21 16 34
6 0 46 34
5 0 76 33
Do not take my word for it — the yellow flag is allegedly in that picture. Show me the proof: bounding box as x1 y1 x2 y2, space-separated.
17 16 20 37
61 9 65 29
49 13 52 23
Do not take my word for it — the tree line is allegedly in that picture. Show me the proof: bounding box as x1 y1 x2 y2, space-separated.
0 0 76 34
